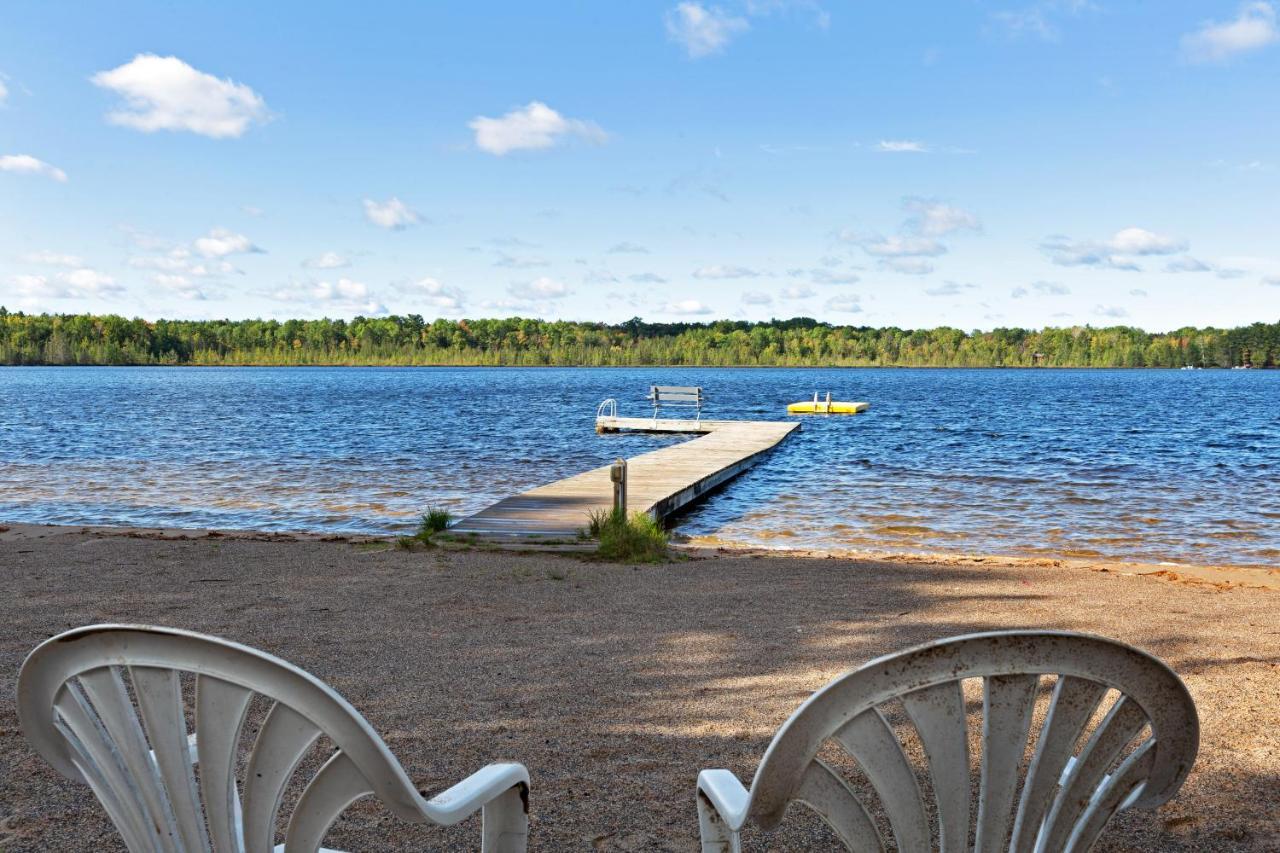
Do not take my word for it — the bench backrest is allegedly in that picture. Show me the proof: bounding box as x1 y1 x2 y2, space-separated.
649 385 702 406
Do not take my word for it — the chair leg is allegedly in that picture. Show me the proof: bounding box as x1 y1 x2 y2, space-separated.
697 791 741 853
481 784 528 853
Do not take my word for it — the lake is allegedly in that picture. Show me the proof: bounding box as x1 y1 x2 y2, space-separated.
1 366 1276 568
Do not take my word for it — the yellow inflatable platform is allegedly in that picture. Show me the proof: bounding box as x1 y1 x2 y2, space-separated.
788 393 869 414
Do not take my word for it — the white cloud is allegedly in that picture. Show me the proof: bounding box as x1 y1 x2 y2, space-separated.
858 235 947 257
1262 275 1280 287
904 198 981 236
742 291 773 305
665 3 749 57
629 272 668 284
270 277 386 315
1130 288 1149 297
924 281 978 296
1093 304 1129 319
398 277 467 315
22 250 84 267
1041 227 1185 270
493 251 550 269
469 101 607 155
825 294 862 313
508 276 571 300
1106 227 1185 255
876 140 928 153
152 272 210 301
880 257 935 275
1182 2 1278 63
665 298 714 315
9 268 123 299
0 154 68 182
808 268 861 285
0 79 7 104
1032 280 1071 295
1011 286 1029 299
780 283 815 300
692 264 761 279
303 251 350 270
91 54 268 138
1164 256 1213 273
363 197 420 230
193 227 260 258
607 241 649 254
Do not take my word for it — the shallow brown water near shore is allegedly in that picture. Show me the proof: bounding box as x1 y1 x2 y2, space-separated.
2 527 1277 850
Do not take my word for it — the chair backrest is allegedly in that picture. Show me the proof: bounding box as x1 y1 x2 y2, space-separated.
747 631 1198 852
17 624 444 853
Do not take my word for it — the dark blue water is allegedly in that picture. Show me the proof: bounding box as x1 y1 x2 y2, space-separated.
1 367 1276 568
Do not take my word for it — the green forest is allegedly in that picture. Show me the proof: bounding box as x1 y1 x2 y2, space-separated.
1 308 1277 368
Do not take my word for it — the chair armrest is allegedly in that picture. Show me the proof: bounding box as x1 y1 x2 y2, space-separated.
697 769 751 832
421 762 530 826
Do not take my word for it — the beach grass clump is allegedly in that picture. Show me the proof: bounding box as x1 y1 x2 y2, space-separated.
587 508 668 563
396 506 454 549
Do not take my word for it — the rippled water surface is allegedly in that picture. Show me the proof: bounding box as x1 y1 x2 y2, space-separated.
1 367 1277 567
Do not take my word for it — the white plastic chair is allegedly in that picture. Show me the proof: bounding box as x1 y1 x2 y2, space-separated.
696 630 1198 852
17 624 530 852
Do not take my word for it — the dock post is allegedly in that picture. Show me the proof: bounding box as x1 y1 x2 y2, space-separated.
610 457 627 516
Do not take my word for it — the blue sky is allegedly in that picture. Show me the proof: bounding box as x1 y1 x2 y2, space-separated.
2 1 1278 330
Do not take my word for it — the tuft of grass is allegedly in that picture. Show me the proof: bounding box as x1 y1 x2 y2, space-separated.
586 508 669 563
419 507 453 536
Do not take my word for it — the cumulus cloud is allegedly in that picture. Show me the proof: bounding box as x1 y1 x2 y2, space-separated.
924 281 978 296
1032 280 1071 295
665 298 714 315
151 272 210 301
858 236 947 257
876 140 928 153
881 257 935 275
607 241 649 254
493 251 550 269
303 251 350 270
0 154 68 182
1182 2 1278 63
363 197 420 230
780 283 815 300
508 276 571 301
1093 304 1129 319
1041 227 1185 270
904 198 981 236
91 54 268 138
397 277 467 315
1164 256 1212 273
1130 288 1149 297
193 228 260 258
629 272 668 284
9 268 123 299
1011 286 1030 299
0 78 7 104
270 277 386 315
22 250 84 267
825 294 862 313
742 291 773 305
665 3 749 57
1262 275 1280 287
692 264 761 279
808 268 861 285
469 101 606 155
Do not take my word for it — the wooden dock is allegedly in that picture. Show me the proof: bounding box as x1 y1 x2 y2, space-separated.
451 417 800 539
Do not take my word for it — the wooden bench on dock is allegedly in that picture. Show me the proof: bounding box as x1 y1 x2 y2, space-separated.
649 385 702 427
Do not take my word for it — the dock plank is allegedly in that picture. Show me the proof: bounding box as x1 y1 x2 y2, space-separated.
451 417 799 539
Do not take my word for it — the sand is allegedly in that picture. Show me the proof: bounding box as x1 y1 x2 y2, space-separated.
1 523 1277 851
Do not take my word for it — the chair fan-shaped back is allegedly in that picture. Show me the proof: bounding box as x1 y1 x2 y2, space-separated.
748 631 1198 852
18 624 432 853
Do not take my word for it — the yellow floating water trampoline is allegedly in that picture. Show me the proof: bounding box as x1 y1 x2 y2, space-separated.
787 392 870 414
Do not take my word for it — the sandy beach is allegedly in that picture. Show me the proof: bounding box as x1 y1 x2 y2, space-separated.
1 523 1277 851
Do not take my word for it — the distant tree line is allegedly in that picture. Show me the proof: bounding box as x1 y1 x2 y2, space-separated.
0 307 1277 368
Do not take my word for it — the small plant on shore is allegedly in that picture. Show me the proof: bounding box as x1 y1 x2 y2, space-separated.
587 508 669 563
396 506 454 550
